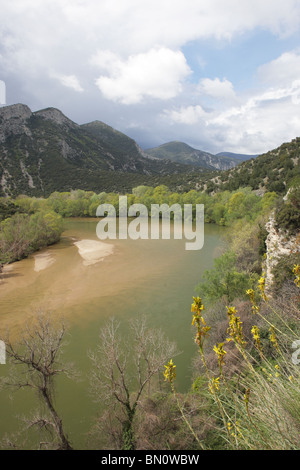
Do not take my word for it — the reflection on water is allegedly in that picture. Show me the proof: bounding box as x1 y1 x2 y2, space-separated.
0 218 226 448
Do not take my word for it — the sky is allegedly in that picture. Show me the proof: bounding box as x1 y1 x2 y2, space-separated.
1 0 300 155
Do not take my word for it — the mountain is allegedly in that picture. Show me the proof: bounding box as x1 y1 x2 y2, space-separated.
145 141 247 170
216 151 259 163
202 138 300 194
0 104 207 197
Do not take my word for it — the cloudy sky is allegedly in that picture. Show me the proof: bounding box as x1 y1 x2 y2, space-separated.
1 0 300 155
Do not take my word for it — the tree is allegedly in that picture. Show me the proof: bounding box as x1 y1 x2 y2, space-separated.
275 186 300 235
196 251 251 304
89 317 178 450
1 313 73 450
0 210 63 264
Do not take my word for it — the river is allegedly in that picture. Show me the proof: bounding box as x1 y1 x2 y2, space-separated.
0 217 226 449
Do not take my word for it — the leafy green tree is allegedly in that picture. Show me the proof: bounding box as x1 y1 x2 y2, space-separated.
196 251 251 303
0 210 63 264
0 198 18 221
275 186 300 235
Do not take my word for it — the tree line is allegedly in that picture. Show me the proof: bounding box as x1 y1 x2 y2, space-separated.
2 183 297 265
2 184 279 223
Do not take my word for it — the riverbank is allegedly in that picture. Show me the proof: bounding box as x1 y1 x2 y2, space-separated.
74 239 114 266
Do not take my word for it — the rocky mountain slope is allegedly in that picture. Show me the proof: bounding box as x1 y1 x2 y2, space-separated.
200 138 300 194
145 141 243 170
0 104 205 197
216 151 258 163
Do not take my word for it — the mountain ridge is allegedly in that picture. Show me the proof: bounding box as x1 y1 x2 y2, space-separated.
0 103 208 197
216 151 259 162
145 141 254 170
201 138 300 194
1 103 298 199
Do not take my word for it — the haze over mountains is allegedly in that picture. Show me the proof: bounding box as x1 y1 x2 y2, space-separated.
0 103 255 197
0 103 298 198
0 104 201 196
145 141 257 170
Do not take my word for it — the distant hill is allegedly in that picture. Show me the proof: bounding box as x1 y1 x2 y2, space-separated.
202 138 300 194
216 151 259 162
145 141 251 171
0 104 206 197
1 104 298 198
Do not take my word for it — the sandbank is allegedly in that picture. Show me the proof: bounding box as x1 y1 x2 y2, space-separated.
74 239 114 266
34 252 55 272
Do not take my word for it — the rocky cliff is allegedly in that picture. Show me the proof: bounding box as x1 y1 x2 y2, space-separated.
264 215 299 288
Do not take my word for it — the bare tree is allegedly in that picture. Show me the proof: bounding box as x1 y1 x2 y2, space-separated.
0 313 74 450
89 316 179 450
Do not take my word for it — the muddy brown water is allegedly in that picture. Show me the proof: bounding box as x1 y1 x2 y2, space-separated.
0 218 226 448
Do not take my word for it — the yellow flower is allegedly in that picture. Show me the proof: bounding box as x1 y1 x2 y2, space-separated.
246 289 255 301
251 325 263 354
226 306 237 317
191 296 210 348
243 388 251 407
293 264 300 288
208 377 220 394
269 326 280 352
226 306 247 347
246 288 260 314
191 296 204 313
251 305 260 315
213 342 227 367
164 359 176 383
258 274 268 301
293 264 300 275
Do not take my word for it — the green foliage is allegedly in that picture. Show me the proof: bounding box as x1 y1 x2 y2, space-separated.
5 183 279 228
195 251 255 303
271 252 300 292
275 186 300 235
0 210 63 263
0 197 18 221
205 138 300 195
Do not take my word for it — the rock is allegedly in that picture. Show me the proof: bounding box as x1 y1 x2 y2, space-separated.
0 103 32 142
264 214 299 288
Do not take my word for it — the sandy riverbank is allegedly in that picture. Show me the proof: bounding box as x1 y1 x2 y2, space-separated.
34 252 55 272
74 239 114 265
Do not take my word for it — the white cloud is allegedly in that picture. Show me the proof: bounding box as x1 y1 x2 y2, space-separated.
163 63 300 153
2 1 300 153
198 77 237 105
165 105 207 125
2 1 300 69
93 48 191 104
59 0 300 50
53 74 84 92
258 51 300 86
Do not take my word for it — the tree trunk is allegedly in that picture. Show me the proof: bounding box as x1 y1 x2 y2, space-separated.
42 388 73 450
